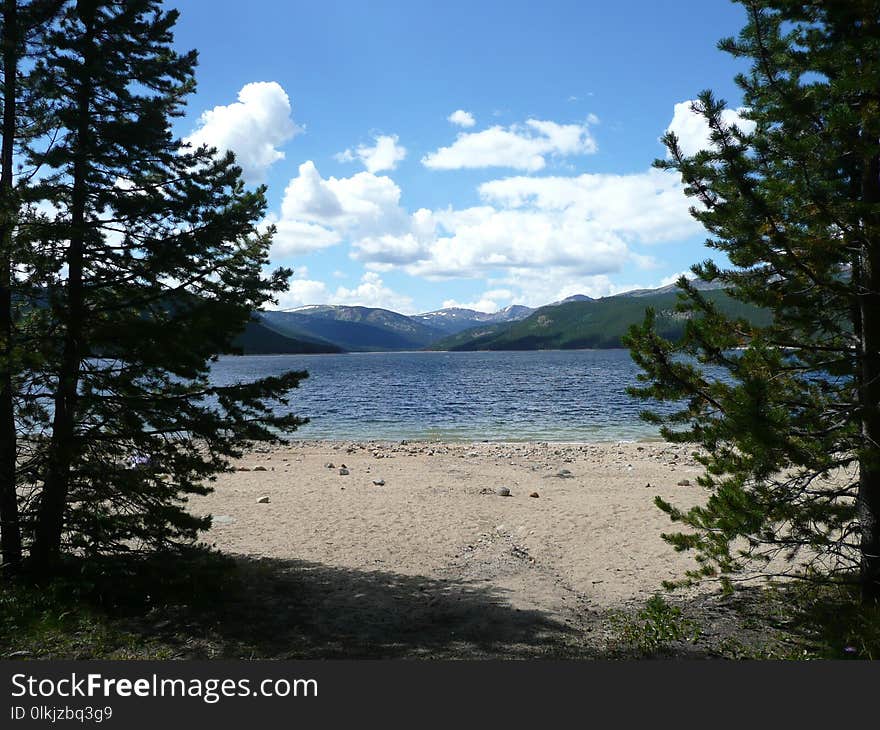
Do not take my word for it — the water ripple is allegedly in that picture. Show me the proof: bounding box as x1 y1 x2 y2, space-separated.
209 350 671 442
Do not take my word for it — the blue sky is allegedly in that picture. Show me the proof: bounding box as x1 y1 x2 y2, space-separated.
168 0 751 314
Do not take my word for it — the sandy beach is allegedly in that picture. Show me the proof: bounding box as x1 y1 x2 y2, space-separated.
184 439 744 657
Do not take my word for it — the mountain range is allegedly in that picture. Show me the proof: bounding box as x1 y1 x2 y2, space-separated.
232 280 765 354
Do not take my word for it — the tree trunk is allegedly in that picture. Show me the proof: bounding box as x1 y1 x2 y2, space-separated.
31 5 93 573
0 0 22 573
857 145 880 604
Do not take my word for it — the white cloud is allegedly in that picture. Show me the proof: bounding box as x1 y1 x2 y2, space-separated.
267 147 702 309
422 118 597 171
349 166 698 279
496 271 700 306
658 270 697 287
478 168 698 244
275 272 414 313
343 164 702 306
353 233 429 266
441 288 513 313
447 109 476 128
277 278 331 308
389 206 631 279
335 271 414 312
489 270 621 307
335 134 407 173
268 160 408 257
185 81 300 183
265 217 341 256
665 100 756 157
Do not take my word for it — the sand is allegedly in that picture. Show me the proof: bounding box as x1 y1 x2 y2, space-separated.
189 440 714 638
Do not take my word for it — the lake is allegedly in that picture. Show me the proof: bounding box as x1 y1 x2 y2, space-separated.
209 349 669 442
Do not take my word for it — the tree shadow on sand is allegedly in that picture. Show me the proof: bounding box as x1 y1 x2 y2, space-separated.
60 548 600 659
8 548 830 659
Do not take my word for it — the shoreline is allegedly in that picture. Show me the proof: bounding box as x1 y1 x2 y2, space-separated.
277 436 670 446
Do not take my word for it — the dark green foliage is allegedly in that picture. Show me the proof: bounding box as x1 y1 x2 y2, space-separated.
433 289 768 351
625 0 880 601
232 318 342 355
0 1 307 571
0 1 70 572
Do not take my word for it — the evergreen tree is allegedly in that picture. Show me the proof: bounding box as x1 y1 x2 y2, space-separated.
17 0 306 571
625 0 880 602
0 0 61 572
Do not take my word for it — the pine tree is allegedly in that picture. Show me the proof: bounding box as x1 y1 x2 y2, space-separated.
19 0 306 571
0 0 25 574
0 0 61 572
625 0 880 603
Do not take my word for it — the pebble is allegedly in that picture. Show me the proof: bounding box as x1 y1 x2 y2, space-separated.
498 487 511 497
677 478 691 486
256 496 270 504
254 466 267 471
529 492 540 498
339 468 350 476
372 479 385 486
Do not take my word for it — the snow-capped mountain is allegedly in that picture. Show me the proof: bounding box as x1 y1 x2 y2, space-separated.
412 304 534 335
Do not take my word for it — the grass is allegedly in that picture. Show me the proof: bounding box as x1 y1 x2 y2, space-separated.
0 546 239 659
0 578 172 659
610 594 701 657
756 581 880 659
609 582 880 659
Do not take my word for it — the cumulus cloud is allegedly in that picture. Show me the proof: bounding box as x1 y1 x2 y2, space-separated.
490 270 620 306
441 289 513 313
478 168 698 244
266 161 700 305
266 112 705 308
335 271 414 312
422 118 598 171
281 161 407 233
277 277 331 308
447 109 476 128
335 134 407 173
264 217 341 256
347 167 698 286
384 206 632 280
268 160 408 257
665 100 756 157
275 272 414 313
185 81 300 183
658 270 697 287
